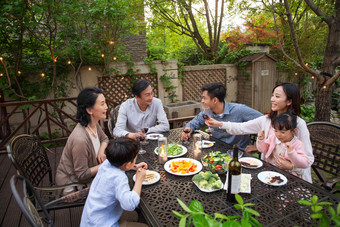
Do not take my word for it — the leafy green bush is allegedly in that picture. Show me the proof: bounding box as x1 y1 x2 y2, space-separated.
172 194 261 227
300 104 315 123
298 195 340 227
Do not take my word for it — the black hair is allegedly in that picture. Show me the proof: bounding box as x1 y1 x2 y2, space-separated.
132 79 151 97
272 111 297 131
106 137 139 167
201 82 226 102
76 87 103 126
269 82 301 123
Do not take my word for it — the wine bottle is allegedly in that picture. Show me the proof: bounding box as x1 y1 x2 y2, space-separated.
227 144 242 203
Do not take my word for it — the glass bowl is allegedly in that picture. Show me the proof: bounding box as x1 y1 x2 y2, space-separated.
227 149 243 159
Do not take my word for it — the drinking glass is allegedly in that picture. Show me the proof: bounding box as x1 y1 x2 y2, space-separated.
182 128 191 145
141 127 149 145
158 137 168 164
137 131 146 154
193 134 202 160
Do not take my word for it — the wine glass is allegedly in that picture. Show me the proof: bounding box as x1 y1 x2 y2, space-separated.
136 131 146 154
202 108 214 136
141 127 149 145
182 128 191 145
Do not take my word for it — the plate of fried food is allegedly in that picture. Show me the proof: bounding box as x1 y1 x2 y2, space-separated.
133 170 161 185
257 171 287 186
239 157 263 169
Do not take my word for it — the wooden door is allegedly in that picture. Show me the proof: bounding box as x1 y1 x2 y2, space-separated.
253 59 276 113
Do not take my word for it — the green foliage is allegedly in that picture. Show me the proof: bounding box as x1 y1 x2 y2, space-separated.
298 195 340 227
173 194 262 227
300 104 315 124
0 0 141 100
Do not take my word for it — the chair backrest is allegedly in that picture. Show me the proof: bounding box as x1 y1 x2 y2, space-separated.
7 134 53 187
307 122 340 176
10 175 53 227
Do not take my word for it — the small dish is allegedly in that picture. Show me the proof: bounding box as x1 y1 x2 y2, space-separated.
133 170 160 185
257 171 288 186
239 157 263 169
198 140 215 148
147 133 164 140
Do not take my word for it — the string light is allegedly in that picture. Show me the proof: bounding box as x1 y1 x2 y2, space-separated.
305 63 308 66
18 71 21 74
295 72 298 76
101 54 105 58
0 73 3 77
88 67 92 71
0 57 3 61
311 76 314 79
109 41 114 45
53 58 57 62
67 60 71 64
113 56 117 61
323 85 327 89
121 77 124 80
41 73 45 77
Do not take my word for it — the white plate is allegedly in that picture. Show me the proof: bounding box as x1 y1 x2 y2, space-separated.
164 158 202 176
239 157 263 169
198 140 215 148
193 181 223 192
257 171 288 186
147 133 164 140
154 144 187 158
133 170 160 185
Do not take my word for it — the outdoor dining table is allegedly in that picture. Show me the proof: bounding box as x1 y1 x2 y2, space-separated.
127 132 340 227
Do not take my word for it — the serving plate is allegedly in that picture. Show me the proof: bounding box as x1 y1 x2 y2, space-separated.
193 181 223 193
257 171 288 186
154 144 187 158
164 158 202 176
239 157 263 169
147 133 164 140
133 170 160 185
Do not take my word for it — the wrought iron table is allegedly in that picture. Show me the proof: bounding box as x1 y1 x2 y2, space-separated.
127 133 340 227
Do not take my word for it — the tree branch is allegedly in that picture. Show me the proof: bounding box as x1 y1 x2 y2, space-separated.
304 0 332 25
283 0 319 76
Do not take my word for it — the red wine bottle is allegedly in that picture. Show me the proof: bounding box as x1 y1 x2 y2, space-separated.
227 145 242 203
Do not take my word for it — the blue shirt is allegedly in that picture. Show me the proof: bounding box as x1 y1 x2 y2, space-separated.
186 101 263 150
80 160 140 227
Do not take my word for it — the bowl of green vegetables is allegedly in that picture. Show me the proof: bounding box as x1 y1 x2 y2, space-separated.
154 143 187 158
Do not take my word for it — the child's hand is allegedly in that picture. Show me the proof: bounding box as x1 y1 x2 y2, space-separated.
257 130 265 140
135 168 146 182
134 162 148 170
205 118 222 127
274 155 293 170
285 142 293 153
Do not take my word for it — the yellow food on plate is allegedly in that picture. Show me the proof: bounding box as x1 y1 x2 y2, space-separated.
169 160 197 174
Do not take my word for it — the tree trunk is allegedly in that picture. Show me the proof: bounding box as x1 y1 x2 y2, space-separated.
314 84 332 121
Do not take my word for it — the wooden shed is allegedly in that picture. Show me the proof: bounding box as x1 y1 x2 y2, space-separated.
237 53 277 113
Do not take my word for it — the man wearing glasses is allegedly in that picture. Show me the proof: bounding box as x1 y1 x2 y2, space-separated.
113 79 169 140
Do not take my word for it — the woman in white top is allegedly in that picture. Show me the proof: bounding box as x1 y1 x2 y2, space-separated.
206 82 314 182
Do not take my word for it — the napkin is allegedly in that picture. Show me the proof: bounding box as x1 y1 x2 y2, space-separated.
224 173 252 193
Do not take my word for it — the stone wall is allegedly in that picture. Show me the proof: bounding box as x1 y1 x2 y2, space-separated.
119 32 147 61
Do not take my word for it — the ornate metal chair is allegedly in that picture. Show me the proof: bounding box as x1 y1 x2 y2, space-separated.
7 134 88 210
307 121 340 193
10 175 89 226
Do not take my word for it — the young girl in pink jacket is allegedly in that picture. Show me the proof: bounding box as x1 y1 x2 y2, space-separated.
257 111 310 180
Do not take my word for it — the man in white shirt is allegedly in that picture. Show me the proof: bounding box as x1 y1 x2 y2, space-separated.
113 79 170 140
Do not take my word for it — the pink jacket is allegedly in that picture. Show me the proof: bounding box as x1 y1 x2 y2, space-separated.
256 130 310 169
